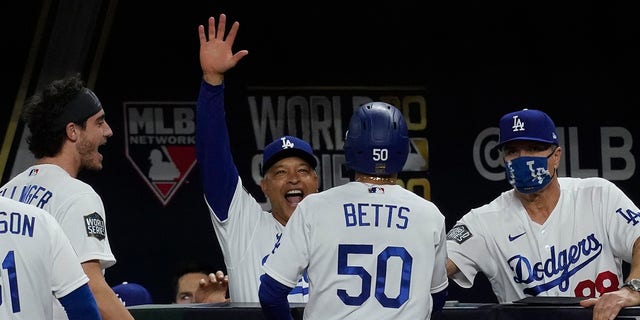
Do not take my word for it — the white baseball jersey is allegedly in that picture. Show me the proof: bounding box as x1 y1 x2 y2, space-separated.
1 196 90 319
0 164 115 319
447 177 640 303
263 182 449 320
205 178 309 302
197 81 309 303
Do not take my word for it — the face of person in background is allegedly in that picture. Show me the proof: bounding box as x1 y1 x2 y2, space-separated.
175 272 208 304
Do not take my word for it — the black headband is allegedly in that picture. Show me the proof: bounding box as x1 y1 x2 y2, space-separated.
52 88 103 130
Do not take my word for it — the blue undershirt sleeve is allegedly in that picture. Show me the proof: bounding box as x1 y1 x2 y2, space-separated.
196 81 239 220
58 283 101 320
431 288 448 313
259 274 294 320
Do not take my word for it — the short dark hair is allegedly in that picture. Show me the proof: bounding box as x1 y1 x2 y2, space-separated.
22 74 88 158
172 260 222 297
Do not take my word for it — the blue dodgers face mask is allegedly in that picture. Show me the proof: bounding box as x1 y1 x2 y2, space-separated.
505 155 554 194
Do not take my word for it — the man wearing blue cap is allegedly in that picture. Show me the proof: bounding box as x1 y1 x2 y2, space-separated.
112 282 154 307
445 108 640 320
194 13 319 303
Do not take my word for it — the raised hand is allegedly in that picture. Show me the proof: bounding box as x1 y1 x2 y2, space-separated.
198 13 249 85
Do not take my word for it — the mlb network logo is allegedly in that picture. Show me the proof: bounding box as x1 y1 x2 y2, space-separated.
123 102 197 206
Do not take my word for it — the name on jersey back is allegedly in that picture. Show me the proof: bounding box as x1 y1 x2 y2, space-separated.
0 210 36 237
0 184 53 209
344 202 409 229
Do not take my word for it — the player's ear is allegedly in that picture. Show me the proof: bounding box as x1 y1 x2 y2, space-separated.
65 122 78 142
260 179 267 194
549 146 561 170
552 146 561 163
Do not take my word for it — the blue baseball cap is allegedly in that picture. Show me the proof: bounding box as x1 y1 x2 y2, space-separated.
112 282 153 306
497 108 559 148
261 136 317 175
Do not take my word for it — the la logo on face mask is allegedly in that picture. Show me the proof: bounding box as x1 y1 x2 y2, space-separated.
505 156 552 193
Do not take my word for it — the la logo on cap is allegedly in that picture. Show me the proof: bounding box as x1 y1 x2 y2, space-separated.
511 115 525 132
279 137 295 149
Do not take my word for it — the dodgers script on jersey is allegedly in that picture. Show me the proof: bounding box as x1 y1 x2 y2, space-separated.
204 178 310 302
1 197 89 319
0 164 115 319
263 182 448 320
447 177 640 303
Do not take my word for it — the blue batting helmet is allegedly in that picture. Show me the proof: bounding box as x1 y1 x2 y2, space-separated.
344 101 409 175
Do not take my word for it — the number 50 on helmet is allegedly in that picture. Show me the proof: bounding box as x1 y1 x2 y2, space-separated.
343 101 410 176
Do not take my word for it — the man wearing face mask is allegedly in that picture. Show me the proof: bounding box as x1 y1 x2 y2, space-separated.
445 108 640 320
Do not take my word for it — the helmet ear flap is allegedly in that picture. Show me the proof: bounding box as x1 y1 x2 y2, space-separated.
344 102 409 175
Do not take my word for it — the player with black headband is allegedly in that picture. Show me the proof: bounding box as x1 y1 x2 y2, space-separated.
0 74 134 320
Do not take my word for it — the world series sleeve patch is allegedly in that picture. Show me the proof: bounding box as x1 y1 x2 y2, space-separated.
447 224 472 244
84 212 106 240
